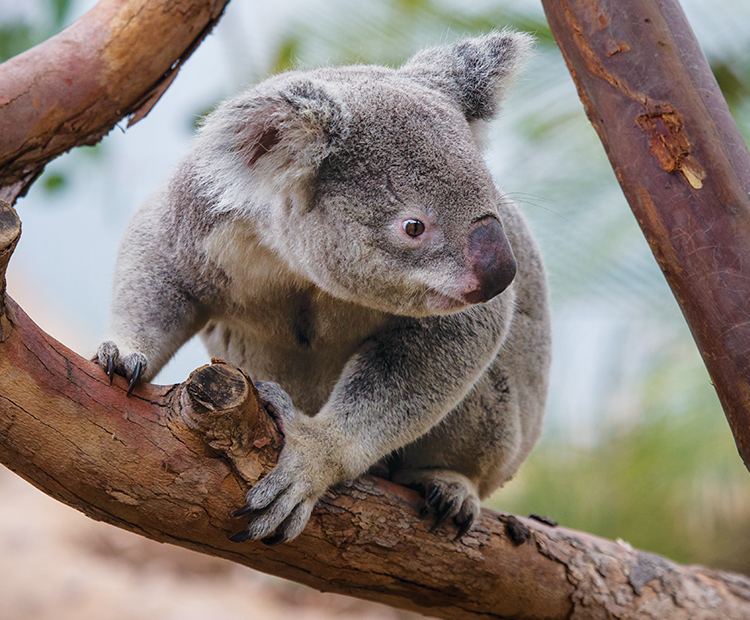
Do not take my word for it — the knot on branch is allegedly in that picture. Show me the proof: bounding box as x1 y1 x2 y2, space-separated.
180 359 283 485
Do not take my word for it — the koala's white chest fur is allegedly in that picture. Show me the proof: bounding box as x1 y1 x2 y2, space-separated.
201 219 388 414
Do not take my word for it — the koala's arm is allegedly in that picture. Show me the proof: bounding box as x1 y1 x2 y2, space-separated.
232 303 512 544
98 192 210 385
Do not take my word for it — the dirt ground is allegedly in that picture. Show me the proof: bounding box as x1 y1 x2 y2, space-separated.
0 466 424 620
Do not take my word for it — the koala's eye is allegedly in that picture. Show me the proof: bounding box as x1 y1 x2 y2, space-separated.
403 219 425 238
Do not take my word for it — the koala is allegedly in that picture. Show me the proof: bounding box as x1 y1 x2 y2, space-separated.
96 31 551 545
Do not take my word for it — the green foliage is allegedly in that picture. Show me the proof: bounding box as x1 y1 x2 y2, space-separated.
260 0 553 75
0 23 33 62
271 35 303 74
49 0 72 27
41 172 67 193
0 0 73 62
493 344 750 574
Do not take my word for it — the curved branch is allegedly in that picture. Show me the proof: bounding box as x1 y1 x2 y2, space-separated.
1 201 749 618
2 0 750 617
542 0 750 471
0 0 230 202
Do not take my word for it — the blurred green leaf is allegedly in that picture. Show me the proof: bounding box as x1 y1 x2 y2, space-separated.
272 35 303 74
713 60 750 111
0 23 34 62
41 172 67 193
49 0 73 29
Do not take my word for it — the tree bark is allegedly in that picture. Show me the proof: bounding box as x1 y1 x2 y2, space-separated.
0 0 231 203
541 0 750 472
2 0 750 617
1 200 750 618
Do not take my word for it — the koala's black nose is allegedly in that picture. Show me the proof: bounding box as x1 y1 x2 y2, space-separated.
464 216 517 304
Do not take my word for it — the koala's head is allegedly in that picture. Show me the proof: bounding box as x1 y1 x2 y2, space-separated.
197 31 532 317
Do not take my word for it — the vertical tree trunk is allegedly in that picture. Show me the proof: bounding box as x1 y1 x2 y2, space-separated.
542 0 750 471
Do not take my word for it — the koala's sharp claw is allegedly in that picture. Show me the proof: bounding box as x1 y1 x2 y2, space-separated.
230 504 254 519
454 513 475 540
431 498 457 532
106 355 115 385
261 532 286 546
127 360 142 396
228 529 252 543
426 485 442 508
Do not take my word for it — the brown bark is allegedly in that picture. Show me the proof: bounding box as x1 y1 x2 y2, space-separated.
2 0 750 617
0 0 231 203
1 200 750 618
541 0 750 471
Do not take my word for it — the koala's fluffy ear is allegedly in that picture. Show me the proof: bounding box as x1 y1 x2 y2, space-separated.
200 79 347 197
400 30 533 127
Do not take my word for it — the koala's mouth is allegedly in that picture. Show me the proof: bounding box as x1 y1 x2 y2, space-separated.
425 291 470 315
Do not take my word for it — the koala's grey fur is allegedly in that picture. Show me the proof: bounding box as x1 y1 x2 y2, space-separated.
97 31 551 544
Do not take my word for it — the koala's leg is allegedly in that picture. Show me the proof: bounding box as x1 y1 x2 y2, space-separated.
97 203 210 389
390 359 524 537
392 300 550 538
99 273 207 389
229 307 512 545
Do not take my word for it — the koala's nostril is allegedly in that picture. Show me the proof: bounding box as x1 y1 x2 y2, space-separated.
466 216 516 303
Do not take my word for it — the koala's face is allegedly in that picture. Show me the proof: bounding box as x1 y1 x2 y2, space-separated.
285 81 516 317
201 31 531 317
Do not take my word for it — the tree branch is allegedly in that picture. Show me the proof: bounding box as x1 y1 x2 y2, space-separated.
0 0 231 203
1 199 749 617
541 0 750 471
2 0 750 617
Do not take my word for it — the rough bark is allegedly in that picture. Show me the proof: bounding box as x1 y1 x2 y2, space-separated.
1 200 750 618
0 0 231 203
541 0 750 471
1 0 750 617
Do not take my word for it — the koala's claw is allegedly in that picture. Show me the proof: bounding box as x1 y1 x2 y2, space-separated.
454 513 475 541
429 494 457 533
127 360 143 396
106 355 115 385
260 532 286 547
393 469 481 540
227 529 252 543
229 503 254 519
426 484 442 507
95 341 148 396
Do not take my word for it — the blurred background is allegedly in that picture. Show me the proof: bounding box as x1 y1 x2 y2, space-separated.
1 0 750 617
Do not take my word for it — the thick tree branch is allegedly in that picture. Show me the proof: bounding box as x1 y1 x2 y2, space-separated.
1 199 750 618
542 0 750 471
0 0 230 203
2 0 750 617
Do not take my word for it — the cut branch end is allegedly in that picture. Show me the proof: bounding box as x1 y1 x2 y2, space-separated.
180 360 283 485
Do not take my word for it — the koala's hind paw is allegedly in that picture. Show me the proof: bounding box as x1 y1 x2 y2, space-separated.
393 469 481 540
95 341 148 395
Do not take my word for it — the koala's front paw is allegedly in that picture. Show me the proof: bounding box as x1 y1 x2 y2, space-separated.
96 341 148 396
229 382 335 546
